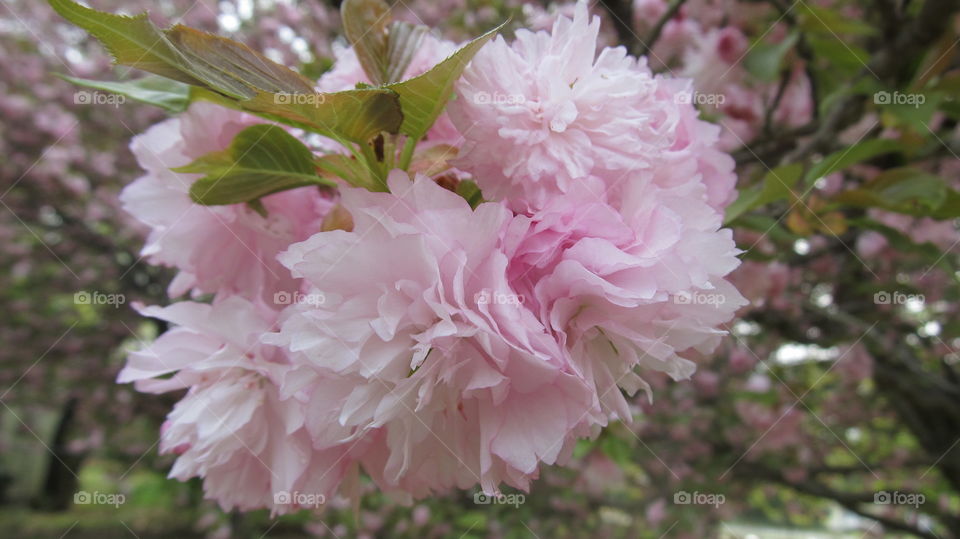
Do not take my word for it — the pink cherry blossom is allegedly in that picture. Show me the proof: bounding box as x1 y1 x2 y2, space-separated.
265 165 744 496
120 102 333 304
115 0 747 511
267 172 602 496
502 180 745 420
117 297 351 514
448 1 736 212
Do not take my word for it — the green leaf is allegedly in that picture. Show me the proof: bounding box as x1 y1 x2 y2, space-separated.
599 434 633 467
175 125 335 206
878 92 943 133
49 0 402 143
931 72 960 94
803 138 901 186
797 3 876 36
316 153 381 191
455 179 484 208
736 214 798 249
807 35 870 74
48 0 314 98
242 89 403 143
744 33 798 83
341 0 392 86
163 25 317 97
572 439 594 460
48 0 202 86
725 163 803 224
818 77 880 119
455 512 488 533
931 189 960 219
341 0 429 85
385 21 428 84
834 167 950 216
58 75 190 112
388 22 504 140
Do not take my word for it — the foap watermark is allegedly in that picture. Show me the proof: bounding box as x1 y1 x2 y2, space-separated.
474 289 525 306
673 490 725 508
874 291 924 306
273 490 326 508
874 91 925 108
473 91 526 106
73 90 125 107
875 490 925 508
674 291 726 307
675 92 725 106
473 491 525 508
274 92 326 106
75 290 126 308
74 490 125 508
273 291 326 306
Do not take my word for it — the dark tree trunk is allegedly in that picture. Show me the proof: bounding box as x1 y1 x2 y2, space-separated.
33 397 85 511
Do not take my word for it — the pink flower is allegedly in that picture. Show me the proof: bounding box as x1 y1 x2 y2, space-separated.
714 84 763 150
646 498 668 526
773 66 814 128
836 343 874 383
117 0 746 510
868 209 959 251
266 167 744 497
632 0 669 27
449 1 736 212
502 180 745 419
648 18 702 69
856 230 888 258
730 260 792 310
121 102 332 303
267 172 600 496
117 298 351 514
735 402 804 453
524 3 582 32
681 27 748 99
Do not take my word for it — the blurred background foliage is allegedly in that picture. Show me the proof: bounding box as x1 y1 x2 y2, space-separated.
1 0 959 537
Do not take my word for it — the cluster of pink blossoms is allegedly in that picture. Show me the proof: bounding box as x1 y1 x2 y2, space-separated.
633 0 814 150
120 2 745 512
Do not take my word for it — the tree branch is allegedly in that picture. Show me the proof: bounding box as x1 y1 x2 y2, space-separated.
599 0 641 55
